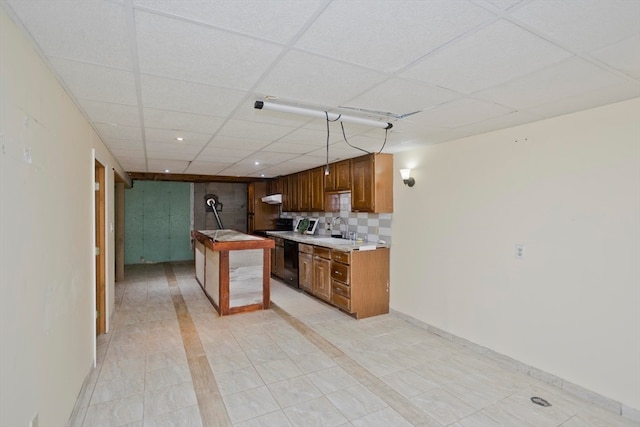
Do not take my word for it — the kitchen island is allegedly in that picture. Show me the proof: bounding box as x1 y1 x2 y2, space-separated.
192 229 274 316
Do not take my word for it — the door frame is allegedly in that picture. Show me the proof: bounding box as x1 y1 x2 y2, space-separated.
95 160 106 335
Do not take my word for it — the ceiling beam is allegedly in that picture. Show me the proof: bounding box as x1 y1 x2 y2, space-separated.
128 172 269 183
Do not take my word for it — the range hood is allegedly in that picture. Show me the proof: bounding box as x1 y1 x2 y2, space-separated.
261 194 282 204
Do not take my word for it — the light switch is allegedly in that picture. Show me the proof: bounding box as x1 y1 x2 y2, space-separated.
515 244 525 260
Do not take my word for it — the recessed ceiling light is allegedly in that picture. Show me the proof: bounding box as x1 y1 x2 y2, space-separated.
164 169 170 173
175 137 184 141
254 161 260 165
260 174 265 177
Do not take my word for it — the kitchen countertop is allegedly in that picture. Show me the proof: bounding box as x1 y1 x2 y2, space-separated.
266 231 390 252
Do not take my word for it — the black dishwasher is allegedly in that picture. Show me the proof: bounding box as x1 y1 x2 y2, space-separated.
283 239 299 288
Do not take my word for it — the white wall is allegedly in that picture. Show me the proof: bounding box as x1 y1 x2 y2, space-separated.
0 8 128 426
391 98 640 410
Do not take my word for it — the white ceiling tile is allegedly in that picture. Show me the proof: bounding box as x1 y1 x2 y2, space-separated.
133 0 324 44
591 35 640 80
474 58 635 110
146 141 204 157
110 147 146 159
49 58 137 105
480 0 525 11
410 98 513 129
145 149 196 162
217 119 296 141
184 161 232 175
277 128 341 146
345 79 459 117
145 128 211 146
207 136 271 151
247 151 299 164
512 0 640 52
261 142 321 155
400 19 572 94
143 108 224 134
5 0 132 70
140 74 245 116
295 0 495 72
197 147 254 162
103 139 144 151
94 123 142 141
217 164 264 176
147 159 190 173
135 10 282 89
79 100 141 127
259 164 305 176
256 51 387 106
118 157 147 172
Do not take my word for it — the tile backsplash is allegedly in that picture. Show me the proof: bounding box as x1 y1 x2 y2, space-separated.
282 193 392 244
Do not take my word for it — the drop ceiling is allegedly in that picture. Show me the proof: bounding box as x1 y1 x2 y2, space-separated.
3 0 639 178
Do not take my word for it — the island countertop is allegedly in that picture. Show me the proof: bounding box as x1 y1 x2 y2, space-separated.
192 229 274 251
265 231 389 252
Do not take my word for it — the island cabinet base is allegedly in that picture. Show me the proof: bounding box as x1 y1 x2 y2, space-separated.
192 230 274 316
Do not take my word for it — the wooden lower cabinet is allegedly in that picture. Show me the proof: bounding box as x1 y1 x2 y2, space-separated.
295 239 390 319
298 244 313 293
331 247 390 319
312 246 332 302
271 238 285 280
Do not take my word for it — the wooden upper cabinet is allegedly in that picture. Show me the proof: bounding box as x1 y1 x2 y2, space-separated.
288 173 300 212
298 170 310 211
281 176 290 211
350 153 393 213
310 167 325 211
268 177 283 196
325 159 351 192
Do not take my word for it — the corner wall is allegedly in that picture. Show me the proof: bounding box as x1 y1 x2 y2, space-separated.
391 98 640 411
0 7 127 426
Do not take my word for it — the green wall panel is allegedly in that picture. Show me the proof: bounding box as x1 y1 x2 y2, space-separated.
124 181 193 264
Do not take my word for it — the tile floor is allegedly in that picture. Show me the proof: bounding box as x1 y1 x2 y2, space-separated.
68 262 638 427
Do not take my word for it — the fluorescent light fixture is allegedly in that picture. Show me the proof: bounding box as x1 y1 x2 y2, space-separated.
400 168 415 187
255 100 392 129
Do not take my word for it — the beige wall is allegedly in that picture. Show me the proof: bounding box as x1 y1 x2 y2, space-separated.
0 8 127 426
391 98 640 410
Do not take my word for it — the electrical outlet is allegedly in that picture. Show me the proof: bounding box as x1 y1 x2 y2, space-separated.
515 244 525 260
23 147 32 164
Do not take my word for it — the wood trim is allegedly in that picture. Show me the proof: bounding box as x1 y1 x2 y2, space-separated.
219 251 229 316
262 248 271 310
128 172 269 183
94 160 106 335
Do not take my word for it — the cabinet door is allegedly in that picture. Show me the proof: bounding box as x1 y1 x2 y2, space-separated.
281 176 290 211
310 167 325 211
313 256 332 302
289 174 300 212
299 252 313 292
351 155 374 212
298 170 310 211
334 160 351 191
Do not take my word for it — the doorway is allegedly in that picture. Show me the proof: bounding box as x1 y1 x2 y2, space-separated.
95 160 106 335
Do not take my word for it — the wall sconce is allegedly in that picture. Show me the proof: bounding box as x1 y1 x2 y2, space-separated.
400 169 415 187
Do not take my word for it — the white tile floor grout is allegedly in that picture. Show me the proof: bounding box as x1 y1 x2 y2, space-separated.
67 262 639 427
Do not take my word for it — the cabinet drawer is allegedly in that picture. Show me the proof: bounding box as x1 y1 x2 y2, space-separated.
332 250 350 264
313 246 331 259
331 279 350 298
299 243 313 254
331 262 350 284
331 292 351 312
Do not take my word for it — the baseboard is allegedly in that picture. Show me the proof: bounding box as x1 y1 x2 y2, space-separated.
390 309 640 423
